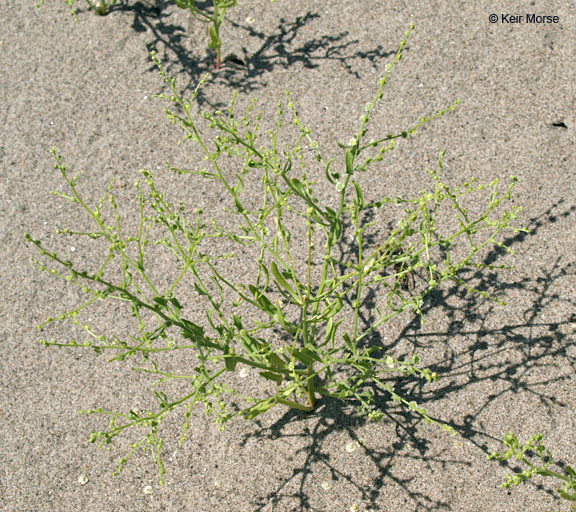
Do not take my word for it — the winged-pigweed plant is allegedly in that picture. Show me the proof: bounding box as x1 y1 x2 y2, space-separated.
26 26 525 482
488 431 576 509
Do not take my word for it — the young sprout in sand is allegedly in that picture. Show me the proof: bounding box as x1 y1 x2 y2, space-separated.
176 0 276 69
175 0 236 70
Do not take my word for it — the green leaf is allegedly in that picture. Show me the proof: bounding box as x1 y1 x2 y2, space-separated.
239 331 267 362
324 206 336 222
180 319 204 342
208 26 221 49
559 490 576 502
345 149 354 175
168 297 183 320
286 346 321 367
153 296 168 307
309 209 330 226
248 285 277 316
352 180 364 209
258 261 270 283
322 296 343 320
272 299 297 334
194 283 208 296
169 297 182 311
225 355 239 372
324 158 336 185
331 219 342 243
269 352 287 368
270 261 300 303
291 178 307 197
232 314 243 330
259 371 283 383
343 333 356 353
242 398 276 419
324 317 341 348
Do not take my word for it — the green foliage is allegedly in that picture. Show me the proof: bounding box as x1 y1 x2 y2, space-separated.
488 431 576 509
27 26 525 483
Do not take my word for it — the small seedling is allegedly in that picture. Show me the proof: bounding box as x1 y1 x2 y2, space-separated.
175 0 236 69
175 0 277 69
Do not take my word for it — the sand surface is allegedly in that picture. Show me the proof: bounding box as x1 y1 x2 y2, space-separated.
1 1 575 511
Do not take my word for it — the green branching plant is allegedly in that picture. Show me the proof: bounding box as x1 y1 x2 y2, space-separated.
26 26 525 483
488 431 576 510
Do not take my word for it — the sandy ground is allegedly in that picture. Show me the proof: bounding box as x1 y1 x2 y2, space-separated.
1 1 575 511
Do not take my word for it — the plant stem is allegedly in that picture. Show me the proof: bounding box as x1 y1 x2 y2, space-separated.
276 398 314 412
306 366 316 407
535 468 574 484
216 48 221 70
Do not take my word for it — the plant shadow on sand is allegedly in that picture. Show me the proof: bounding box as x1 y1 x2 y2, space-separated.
237 200 576 511
77 1 395 107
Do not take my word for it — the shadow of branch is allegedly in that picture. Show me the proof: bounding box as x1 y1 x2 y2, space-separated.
97 4 394 108
239 199 575 510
